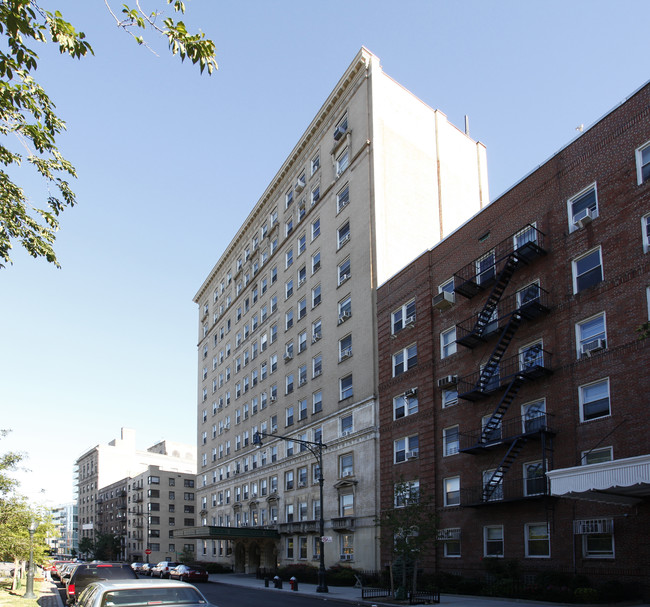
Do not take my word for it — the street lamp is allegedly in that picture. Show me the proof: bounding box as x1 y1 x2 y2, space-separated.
253 430 328 593
23 520 38 599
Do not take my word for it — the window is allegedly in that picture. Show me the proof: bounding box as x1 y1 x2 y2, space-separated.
336 147 349 176
338 296 351 322
340 493 354 517
339 334 352 361
312 389 322 413
338 258 351 285
312 319 322 343
285 188 293 209
285 217 293 237
576 313 607 357
439 528 461 557
441 327 457 358
393 390 418 419
298 330 307 353
298 297 307 319
285 309 294 330
340 414 353 435
582 446 613 465
311 153 320 175
298 233 306 255
340 534 353 560
298 364 307 386
298 398 307 420
476 250 495 285
312 354 322 377
643 213 650 253
526 523 550 557
636 141 650 184
482 413 502 442
580 521 614 558
483 468 503 501
443 426 459 456
393 344 417 376
568 184 598 229
392 299 416 333
522 399 546 433
311 284 321 308
339 453 353 477
394 435 418 463
311 184 320 206
573 248 603 293
285 248 294 269
337 221 350 249
311 251 321 274
580 378 610 421
442 388 458 408
340 374 353 400
298 265 306 285
524 461 545 496
285 471 294 491
285 374 294 395
444 477 460 506
484 525 504 557
519 340 544 370
311 218 320 240
337 184 350 212
285 279 293 299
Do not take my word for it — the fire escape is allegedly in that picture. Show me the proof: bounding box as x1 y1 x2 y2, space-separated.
446 224 555 505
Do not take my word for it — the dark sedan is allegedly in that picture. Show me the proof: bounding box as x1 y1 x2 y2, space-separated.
169 565 209 583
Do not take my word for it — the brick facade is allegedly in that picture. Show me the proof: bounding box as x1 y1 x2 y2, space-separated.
377 82 650 594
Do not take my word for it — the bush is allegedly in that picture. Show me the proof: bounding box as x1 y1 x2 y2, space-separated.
574 587 599 603
194 562 232 574
326 565 359 586
277 564 318 584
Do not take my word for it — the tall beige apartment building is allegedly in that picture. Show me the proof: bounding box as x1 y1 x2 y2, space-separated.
189 48 488 573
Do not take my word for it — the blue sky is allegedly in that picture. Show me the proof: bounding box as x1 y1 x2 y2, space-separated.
2 0 649 506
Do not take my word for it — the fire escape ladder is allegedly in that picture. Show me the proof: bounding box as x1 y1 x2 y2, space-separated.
476 312 522 392
472 254 520 336
480 375 526 444
482 437 528 502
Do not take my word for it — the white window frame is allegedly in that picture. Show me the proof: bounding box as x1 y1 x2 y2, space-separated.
392 299 416 334
340 374 353 400
336 147 349 176
337 183 350 213
443 425 459 457
440 327 457 359
442 388 458 408
568 183 598 231
572 247 603 293
523 460 545 496
338 257 351 285
393 391 418 419
394 435 418 463
642 213 650 253
392 344 417 376
443 476 460 506
337 221 351 249
521 399 546 433
582 530 615 559
581 446 613 465
483 525 504 558
525 522 550 558
579 377 611 422
576 312 607 358
636 140 650 185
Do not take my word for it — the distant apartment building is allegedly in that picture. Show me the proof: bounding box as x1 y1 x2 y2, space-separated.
75 428 196 552
127 466 196 564
377 81 650 591
186 47 489 573
49 502 78 557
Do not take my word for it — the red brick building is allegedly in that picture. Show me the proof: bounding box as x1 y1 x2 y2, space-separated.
377 81 650 594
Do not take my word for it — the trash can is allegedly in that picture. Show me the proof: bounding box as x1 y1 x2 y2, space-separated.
264 577 270 588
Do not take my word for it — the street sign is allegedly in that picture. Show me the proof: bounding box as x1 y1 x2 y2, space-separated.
321 536 332 542
145 549 152 555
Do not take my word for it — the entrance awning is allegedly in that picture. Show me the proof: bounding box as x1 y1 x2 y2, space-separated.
173 526 280 540
547 454 650 505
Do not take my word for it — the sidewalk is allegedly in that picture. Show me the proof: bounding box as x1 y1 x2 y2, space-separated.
36 581 64 607
208 573 614 607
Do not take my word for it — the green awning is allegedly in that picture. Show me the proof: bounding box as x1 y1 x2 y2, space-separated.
173 526 280 540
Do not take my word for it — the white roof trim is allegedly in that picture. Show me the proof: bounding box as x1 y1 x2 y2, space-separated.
547 454 650 496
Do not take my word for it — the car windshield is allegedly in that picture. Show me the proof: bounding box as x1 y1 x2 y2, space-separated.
101 587 207 607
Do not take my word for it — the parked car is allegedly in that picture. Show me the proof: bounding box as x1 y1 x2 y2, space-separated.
53 561 76 581
60 563 79 585
168 565 209 583
66 562 138 604
138 563 156 576
75 579 216 607
130 562 144 572
151 561 180 579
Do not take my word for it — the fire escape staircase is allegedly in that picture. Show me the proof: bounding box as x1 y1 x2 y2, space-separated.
482 436 529 502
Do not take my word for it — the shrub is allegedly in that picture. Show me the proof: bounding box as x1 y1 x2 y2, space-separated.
574 587 599 603
326 564 359 586
195 561 232 574
277 564 318 584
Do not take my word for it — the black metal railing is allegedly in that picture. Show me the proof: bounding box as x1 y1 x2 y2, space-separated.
461 475 549 506
458 349 553 401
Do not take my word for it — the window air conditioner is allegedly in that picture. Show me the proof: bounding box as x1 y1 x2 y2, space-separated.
270 396 277 403
340 349 352 360
334 125 347 141
298 482 306 488
581 338 606 356
574 208 594 228
295 177 305 192
437 375 458 388
284 353 293 362
299 378 307 386
341 430 352 437
406 450 418 459
340 554 353 561
312 333 322 344
405 388 417 397
432 291 455 310
313 369 322 377
338 310 351 325
342 471 353 478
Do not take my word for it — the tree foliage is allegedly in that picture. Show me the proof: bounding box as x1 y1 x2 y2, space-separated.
377 480 438 594
0 0 217 269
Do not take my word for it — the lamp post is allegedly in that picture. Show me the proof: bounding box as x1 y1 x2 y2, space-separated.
253 430 328 593
23 520 38 599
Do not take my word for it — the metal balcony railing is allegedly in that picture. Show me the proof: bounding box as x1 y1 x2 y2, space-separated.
460 475 549 507
458 349 553 401
459 412 556 453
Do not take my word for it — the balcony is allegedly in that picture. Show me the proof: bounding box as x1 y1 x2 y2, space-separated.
454 225 546 299
331 516 355 531
460 412 556 454
461 476 550 507
456 287 551 349
458 349 553 401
